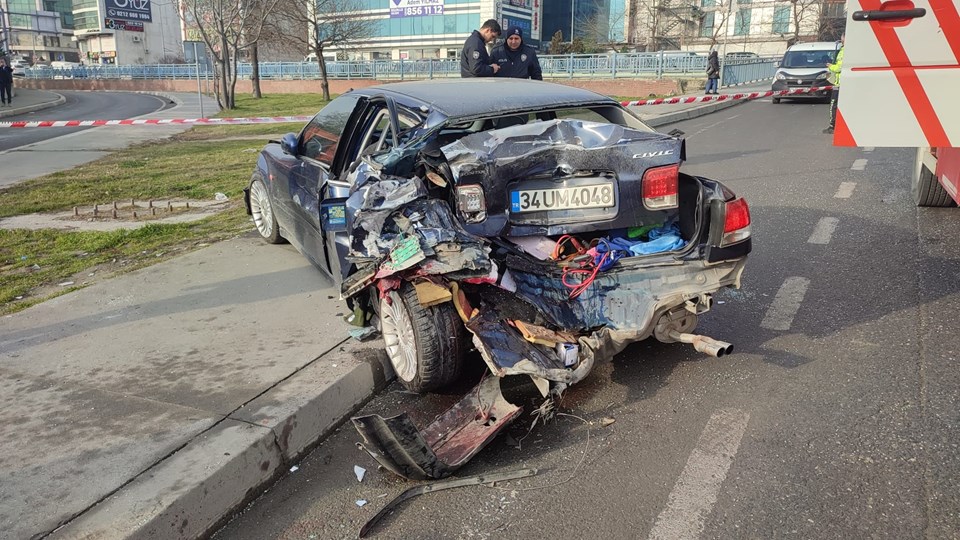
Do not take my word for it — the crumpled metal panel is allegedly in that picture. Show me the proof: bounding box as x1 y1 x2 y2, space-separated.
353 375 522 480
509 257 748 333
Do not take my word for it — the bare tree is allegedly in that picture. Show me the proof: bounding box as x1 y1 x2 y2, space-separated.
579 7 628 52
787 0 822 45
179 0 281 109
703 0 734 49
273 0 378 101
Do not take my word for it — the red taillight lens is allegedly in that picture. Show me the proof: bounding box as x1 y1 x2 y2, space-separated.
721 198 751 246
642 164 679 210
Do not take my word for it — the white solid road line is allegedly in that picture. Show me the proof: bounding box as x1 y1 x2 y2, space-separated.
851 159 868 171
761 277 810 331
863 147 875 152
648 409 751 540
834 182 856 199
808 217 839 244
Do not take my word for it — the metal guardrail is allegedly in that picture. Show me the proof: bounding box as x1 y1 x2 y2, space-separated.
23 54 779 87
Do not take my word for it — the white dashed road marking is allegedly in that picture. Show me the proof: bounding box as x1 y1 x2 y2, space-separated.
834 182 856 199
761 277 810 331
727 114 741 120
851 159 868 171
648 409 751 540
808 217 839 244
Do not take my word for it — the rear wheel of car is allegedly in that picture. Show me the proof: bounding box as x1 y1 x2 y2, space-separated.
379 283 466 393
249 175 284 244
772 98 781 104
913 149 955 207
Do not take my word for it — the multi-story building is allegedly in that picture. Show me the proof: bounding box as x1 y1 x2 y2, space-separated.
1 0 79 62
72 0 181 64
327 0 542 60
541 0 609 46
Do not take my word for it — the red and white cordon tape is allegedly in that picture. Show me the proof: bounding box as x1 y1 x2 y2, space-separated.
0 115 313 129
0 87 832 128
619 86 831 107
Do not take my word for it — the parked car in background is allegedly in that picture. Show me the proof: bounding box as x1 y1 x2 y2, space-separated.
724 51 759 63
9 59 29 77
243 78 752 480
771 41 841 103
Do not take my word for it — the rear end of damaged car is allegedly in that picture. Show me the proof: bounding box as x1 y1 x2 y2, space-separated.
344 114 751 480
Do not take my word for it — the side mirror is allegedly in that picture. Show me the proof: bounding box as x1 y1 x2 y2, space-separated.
281 133 298 155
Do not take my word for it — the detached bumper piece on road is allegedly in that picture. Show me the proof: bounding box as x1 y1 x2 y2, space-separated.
339 119 752 479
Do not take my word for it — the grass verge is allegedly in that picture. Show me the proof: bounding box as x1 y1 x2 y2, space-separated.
0 93 329 315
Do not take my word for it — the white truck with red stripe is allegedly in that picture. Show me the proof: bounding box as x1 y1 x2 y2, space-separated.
836 0 960 206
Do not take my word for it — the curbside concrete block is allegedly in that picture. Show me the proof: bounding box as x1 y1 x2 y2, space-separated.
232 343 394 461
50 420 282 540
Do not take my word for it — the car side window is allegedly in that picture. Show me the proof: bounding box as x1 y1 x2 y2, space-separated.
299 95 361 166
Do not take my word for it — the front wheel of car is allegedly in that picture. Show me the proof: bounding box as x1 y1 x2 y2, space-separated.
913 148 955 207
772 97 781 104
380 283 467 393
249 176 284 244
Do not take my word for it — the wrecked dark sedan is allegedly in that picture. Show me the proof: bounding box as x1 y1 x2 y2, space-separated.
244 79 752 480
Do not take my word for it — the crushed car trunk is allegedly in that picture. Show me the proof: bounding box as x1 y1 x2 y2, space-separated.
347 119 750 480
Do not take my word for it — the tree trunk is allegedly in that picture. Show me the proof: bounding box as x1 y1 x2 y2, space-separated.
318 52 330 101
251 43 262 98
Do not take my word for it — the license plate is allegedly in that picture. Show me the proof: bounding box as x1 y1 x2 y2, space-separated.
511 183 615 213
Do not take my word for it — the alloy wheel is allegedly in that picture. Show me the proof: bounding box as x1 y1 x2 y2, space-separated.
380 291 418 382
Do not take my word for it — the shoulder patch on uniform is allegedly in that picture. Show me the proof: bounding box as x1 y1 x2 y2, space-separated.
521 54 527 62
472 51 480 60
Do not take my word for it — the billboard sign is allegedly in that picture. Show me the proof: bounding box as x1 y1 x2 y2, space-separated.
105 0 153 23
104 18 145 32
389 0 444 18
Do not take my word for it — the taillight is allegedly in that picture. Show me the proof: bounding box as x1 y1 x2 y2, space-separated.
722 198 751 246
642 164 679 210
456 184 486 223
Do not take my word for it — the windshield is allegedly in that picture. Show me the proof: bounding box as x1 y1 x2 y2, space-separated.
781 49 836 69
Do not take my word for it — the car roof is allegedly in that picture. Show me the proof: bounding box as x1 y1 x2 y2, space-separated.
351 79 617 119
786 41 841 51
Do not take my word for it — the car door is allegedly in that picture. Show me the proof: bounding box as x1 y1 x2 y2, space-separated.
320 96 415 281
837 0 960 147
276 94 363 273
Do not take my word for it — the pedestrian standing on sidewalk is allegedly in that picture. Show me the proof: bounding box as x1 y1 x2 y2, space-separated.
461 19 501 77
491 26 543 80
824 36 844 134
705 51 720 95
0 59 13 107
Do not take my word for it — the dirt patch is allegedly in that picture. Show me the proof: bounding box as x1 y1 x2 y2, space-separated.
1 198 232 232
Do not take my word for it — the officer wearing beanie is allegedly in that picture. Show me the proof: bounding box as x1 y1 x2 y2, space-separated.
490 26 543 80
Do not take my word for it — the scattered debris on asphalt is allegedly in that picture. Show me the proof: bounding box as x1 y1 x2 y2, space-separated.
289 465 299 473
600 417 616 427
358 468 538 538
354 465 366 483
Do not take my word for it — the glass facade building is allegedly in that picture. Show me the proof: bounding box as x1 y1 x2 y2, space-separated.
331 0 540 60
0 0 78 61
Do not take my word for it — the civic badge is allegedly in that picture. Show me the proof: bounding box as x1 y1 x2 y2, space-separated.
472 51 480 59
521 54 527 61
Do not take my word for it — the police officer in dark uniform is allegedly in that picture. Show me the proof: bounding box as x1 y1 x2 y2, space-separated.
491 26 543 80
460 19 501 77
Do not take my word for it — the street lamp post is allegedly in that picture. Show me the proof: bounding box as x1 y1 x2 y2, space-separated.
570 0 575 42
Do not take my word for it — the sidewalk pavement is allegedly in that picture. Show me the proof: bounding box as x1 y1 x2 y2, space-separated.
0 87 65 119
0 90 220 188
0 84 766 540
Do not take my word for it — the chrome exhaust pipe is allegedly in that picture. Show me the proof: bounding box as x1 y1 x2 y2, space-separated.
667 330 734 358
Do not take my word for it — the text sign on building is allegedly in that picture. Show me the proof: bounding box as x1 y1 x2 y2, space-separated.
104 18 145 32
105 0 153 23
389 0 444 18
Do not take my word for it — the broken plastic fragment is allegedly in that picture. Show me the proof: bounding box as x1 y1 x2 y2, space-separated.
356 499 367 507
354 465 366 482
214 192 228 201
349 327 378 342
290 465 300 472
600 417 616 427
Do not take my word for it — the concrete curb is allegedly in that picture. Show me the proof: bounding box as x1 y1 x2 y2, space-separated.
51 341 394 540
0 90 65 119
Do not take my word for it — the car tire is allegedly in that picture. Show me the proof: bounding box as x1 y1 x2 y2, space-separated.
913 149 955 207
772 98 781 104
380 283 467 393
249 175 284 244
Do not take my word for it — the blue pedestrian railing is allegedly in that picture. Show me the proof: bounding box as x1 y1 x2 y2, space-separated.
22 53 779 87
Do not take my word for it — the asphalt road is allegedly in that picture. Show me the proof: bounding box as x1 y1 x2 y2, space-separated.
213 98 960 540
0 90 171 152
